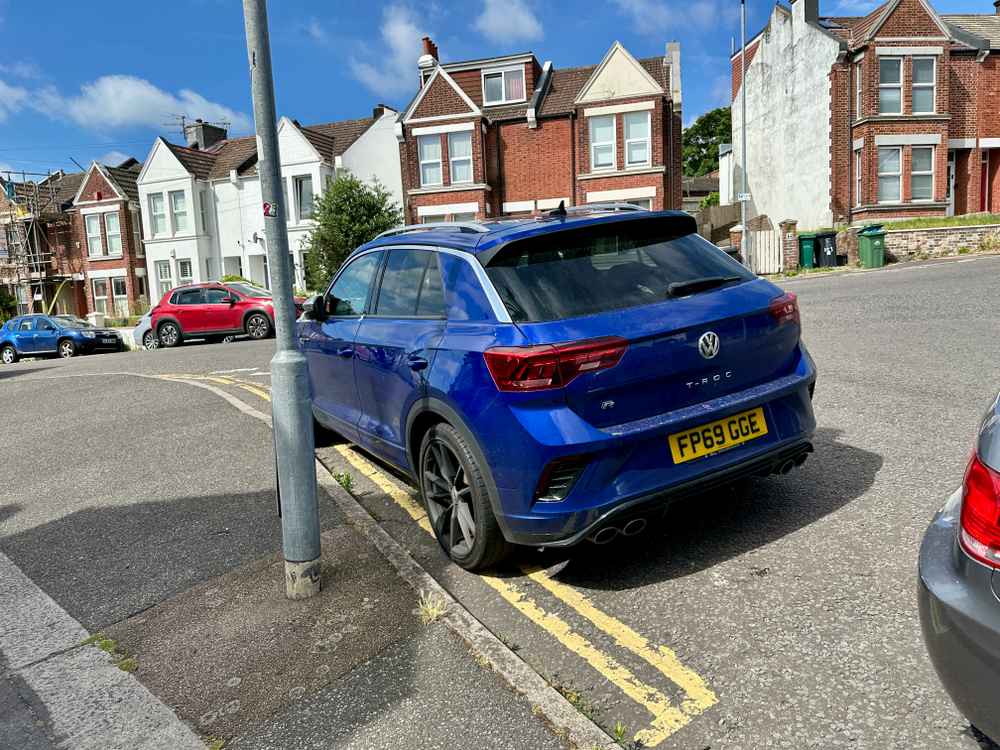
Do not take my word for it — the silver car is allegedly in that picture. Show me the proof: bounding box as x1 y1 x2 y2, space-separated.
132 311 158 350
919 394 1000 745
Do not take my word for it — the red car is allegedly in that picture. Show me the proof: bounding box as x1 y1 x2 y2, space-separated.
151 281 302 347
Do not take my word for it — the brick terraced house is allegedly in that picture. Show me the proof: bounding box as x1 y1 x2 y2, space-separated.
396 37 684 223
730 0 1000 229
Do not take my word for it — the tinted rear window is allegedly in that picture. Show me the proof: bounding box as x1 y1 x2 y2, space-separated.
485 219 753 322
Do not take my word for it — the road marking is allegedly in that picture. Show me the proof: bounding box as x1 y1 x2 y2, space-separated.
209 367 259 374
333 442 707 746
236 383 272 401
521 566 717 717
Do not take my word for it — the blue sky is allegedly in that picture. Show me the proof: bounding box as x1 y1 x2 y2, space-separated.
0 0 979 178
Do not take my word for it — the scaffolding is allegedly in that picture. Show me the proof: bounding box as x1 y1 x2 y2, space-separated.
0 170 68 314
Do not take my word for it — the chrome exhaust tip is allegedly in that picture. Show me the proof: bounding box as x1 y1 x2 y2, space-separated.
779 459 796 475
794 452 807 466
590 527 619 545
621 518 647 537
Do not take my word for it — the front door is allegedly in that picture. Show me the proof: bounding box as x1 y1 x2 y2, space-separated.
297 249 384 441
354 248 447 468
947 151 956 217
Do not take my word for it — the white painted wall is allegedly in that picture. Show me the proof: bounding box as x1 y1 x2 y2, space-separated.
340 110 404 209
731 3 841 229
719 149 734 206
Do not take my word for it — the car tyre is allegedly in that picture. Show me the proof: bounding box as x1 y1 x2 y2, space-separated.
158 321 181 348
419 423 509 571
58 339 76 358
1 344 18 364
142 330 159 350
245 313 271 340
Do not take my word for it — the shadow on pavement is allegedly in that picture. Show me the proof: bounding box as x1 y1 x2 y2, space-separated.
516 426 882 589
0 365 53 382
0 490 342 632
0 653 57 750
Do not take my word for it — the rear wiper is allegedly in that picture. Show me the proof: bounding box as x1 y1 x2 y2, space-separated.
667 275 743 298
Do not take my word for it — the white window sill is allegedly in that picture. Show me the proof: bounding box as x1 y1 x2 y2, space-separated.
484 98 527 107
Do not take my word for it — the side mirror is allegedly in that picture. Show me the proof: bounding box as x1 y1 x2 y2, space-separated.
302 294 326 320
222 296 237 305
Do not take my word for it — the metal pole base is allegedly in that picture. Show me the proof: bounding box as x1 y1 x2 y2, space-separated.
285 558 322 600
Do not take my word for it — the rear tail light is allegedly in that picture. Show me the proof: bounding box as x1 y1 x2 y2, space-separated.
769 292 799 326
484 336 627 392
959 453 1000 568
535 455 589 502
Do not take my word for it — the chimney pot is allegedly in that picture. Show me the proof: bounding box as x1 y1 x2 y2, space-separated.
995 0 1000 15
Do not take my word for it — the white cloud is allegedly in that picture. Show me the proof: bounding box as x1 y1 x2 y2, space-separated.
304 17 328 44
0 79 27 121
30 75 251 133
832 0 880 12
98 150 131 166
474 0 542 43
0 62 41 79
613 0 732 34
350 5 428 98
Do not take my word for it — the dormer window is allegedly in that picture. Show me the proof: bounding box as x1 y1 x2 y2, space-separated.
482 67 525 106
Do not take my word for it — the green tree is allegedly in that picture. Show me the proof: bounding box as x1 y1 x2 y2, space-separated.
682 106 731 177
0 287 15 321
303 173 402 291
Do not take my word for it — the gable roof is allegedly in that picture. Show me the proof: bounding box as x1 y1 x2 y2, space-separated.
402 65 482 122
821 0 992 49
537 56 670 117
574 41 664 104
4 171 85 217
303 116 378 157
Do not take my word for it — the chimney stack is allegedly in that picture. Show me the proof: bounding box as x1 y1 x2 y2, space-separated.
184 118 228 150
995 0 1000 15
372 104 387 119
422 36 438 60
418 36 439 76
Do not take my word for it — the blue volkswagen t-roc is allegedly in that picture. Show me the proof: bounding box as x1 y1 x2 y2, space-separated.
298 207 817 570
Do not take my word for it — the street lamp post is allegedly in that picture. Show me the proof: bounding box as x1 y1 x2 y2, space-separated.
740 0 751 267
242 0 322 600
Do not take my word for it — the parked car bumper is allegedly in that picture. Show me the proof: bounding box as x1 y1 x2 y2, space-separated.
78 334 123 353
918 489 1000 745
481 347 817 546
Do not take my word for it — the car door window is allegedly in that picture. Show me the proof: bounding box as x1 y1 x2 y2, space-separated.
375 249 446 318
36 318 56 331
174 289 206 305
328 251 383 316
18 319 33 331
205 288 230 304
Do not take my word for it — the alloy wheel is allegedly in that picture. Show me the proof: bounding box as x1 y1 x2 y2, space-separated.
160 324 178 346
1 347 14 364
143 331 159 350
422 439 477 557
247 315 269 339
59 341 74 358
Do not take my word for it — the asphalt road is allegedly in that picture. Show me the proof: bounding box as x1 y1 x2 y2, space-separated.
2 253 999 749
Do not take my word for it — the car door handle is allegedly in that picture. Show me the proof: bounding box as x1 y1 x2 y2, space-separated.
336 346 354 358
407 354 429 371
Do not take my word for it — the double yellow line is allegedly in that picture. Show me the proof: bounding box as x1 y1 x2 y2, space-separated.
174 373 717 746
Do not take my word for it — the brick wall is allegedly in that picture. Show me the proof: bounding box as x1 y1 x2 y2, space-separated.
412 76 474 120
878 0 944 36
884 223 1000 260
406 188 489 223
731 41 760 100
830 61 852 223
496 119 574 204
979 55 1000 139
449 62 535 107
73 201 146 315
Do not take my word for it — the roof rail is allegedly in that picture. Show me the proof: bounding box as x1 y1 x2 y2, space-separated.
565 202 647 214
374 222 491 240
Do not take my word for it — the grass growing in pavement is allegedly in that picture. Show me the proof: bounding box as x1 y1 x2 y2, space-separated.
204 739 226 750
81 633 138 673
416 590 448 624
883 213 1000 231
333 471 354 492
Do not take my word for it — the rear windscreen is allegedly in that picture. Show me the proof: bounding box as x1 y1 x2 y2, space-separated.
484 219 753 322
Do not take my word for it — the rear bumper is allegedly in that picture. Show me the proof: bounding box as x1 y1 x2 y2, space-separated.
918 490 1000 744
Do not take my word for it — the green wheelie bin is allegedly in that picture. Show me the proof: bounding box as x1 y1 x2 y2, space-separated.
798 233 816 269
858 224 886 268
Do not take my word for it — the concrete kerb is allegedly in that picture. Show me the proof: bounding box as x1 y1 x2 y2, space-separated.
154 374 618 750
770 249 1000 285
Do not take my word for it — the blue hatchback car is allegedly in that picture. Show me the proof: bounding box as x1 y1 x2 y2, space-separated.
298 208 817 570
0 314 123 363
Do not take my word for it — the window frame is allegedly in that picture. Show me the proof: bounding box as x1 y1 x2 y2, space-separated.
623 111 651 169
199 190 210 232
168 189 188 234
149 193 167 236
112 276 128 316
131 208 143 257
155 260 173 297
589 114 617 172
911 56 936 115
293 174 314 221
878 57 902 115
417 134 443 187
481 66 526 106
854 147 863 207
370 247 447 320
855 61 863 119
85 213 104 257
447 131 473 185
92 278 109 315
177 258 194 285
104 211 122 256
877 146 902 204
911 145 935 202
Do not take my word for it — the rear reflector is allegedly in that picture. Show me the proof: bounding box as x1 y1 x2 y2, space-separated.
484 337 627 392
960 453 1000 569
535 455 589 502
769 292 799 326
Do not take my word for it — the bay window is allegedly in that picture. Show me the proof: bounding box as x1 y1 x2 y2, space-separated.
879 58 902 115
155 260 172 297
877 147 901 203
92 278 109 315
177 258 193 285
85 214 103 257
911 146 934 201
589 115 616 171
448 132 473 184
855 61 863 118
418 135 442 187
112 276 128 317
624 112 650 168
854 148 863 207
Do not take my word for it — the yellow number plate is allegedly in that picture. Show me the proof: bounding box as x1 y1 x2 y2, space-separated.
668 407 768 464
